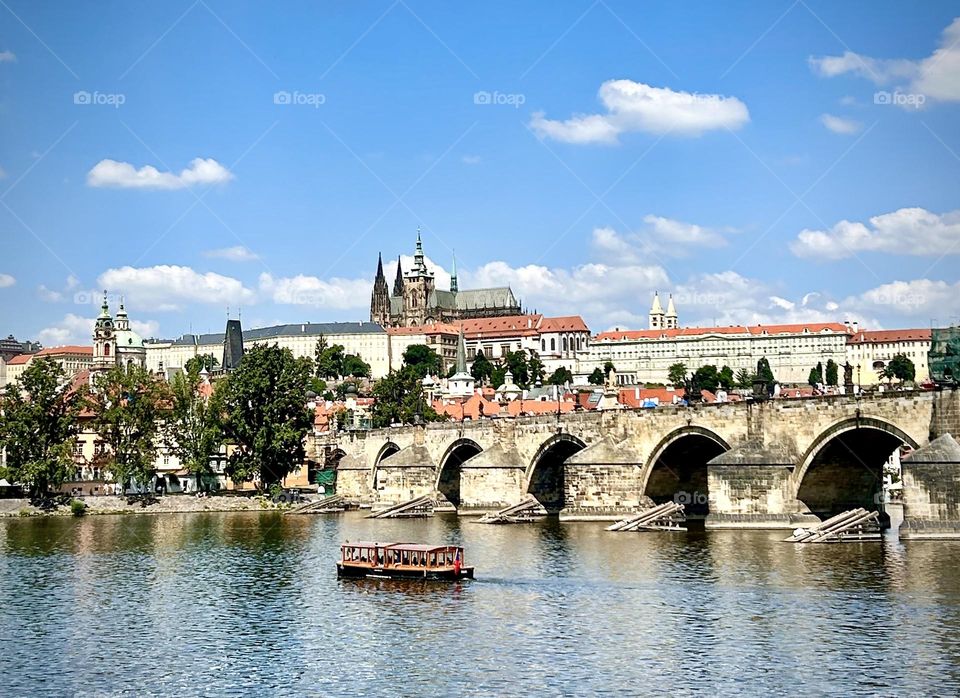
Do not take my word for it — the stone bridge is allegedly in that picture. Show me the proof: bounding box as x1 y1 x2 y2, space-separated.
317 389 960 536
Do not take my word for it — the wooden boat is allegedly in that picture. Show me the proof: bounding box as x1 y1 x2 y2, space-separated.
337 541 474 580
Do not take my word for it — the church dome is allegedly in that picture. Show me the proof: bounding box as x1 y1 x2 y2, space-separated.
114 327 144 349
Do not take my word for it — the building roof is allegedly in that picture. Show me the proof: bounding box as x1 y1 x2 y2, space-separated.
34 345 93 357
6 354 32 365
848 329 932 344
386 323 460 336
157 321 386 346
596 322 850 342
539 316 590 333
454 287 518 311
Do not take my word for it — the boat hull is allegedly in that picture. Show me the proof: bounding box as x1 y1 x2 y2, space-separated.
337 563 474 580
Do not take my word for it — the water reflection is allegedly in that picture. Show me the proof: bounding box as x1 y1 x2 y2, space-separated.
1 511 960 695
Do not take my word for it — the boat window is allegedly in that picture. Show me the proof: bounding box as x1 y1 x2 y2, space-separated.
429 553 437 567
360 549 368 562
402 551 409 565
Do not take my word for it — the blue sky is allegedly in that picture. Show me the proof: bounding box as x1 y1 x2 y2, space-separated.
1 0 959 345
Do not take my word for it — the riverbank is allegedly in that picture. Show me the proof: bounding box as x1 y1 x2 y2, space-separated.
0 494 292 517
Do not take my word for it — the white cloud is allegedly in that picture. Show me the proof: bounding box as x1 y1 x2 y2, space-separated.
790 207 960 260
843 279 960 319
461 155 482 165
0 50 15 63
0 273 14 288
37 314 94 346
0 165 7 179
809 17 960 104
97 265 254 311
66 275 80 290
259 273 371 310
819 113 862 134
530 79 750 144
87 157 234 190
203 245 259 262
591 219 727 264
131 319 160 338
38 285 64 302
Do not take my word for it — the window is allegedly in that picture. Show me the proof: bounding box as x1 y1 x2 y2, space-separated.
541 339 546 352
550 338 556 351
563 336 568 352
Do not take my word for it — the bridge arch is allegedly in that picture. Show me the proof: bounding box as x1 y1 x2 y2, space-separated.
435 438 483 507
793 416 919 521
526 433 586 512
641 426 729 517
372 442 401 491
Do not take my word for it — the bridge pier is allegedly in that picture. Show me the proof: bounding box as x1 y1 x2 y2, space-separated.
559 436 650 521
901 434 960 539
371 444 437 513
458 443 527 515
335 453 373 506
705 442 817 529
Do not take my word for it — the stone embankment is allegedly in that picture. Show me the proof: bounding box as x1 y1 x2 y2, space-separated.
0 494 288 517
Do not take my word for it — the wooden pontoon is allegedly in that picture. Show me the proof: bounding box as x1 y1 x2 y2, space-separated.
475 497 547 524
337 542 474 580
367 495 435 519
783 508 881 543
607 502 687 532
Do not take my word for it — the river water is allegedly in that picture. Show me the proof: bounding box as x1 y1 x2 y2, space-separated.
0 509 958 697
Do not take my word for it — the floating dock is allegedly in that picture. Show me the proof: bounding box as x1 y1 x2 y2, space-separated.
284 494 346 516
606 502 687 532
783 508 881 543
368 494 435 519
475 497 548 524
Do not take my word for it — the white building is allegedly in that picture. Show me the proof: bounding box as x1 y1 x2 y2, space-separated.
580 322 853 386
145 321 392 378
460 314 591 375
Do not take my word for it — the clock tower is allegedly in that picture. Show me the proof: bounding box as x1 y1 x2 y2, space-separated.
90 291 116 383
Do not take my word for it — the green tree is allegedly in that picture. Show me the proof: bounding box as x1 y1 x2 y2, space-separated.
735 367 752 389
370 366 442 427
502 350 531 388
588 367 605 385
547 366 573 386
470 350 493 383
402 344 442 378
604 360 616 378
825 359 839 387
315 343 345 379
693 364 720 392
757 358 775 384
91 364 170 493
215 344 314 488
718 365 735 390
313 335 328 377
167 367 221 492
184 353 218 374
527 350 546 387
0 358 81 500
807 367 821 387
667 362 687 386
342 353 371 378
888 353 916 383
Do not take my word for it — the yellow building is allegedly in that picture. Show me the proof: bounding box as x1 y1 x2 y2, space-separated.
846 329 931 386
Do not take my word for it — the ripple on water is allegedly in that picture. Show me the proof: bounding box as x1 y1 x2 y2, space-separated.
0 511 959 696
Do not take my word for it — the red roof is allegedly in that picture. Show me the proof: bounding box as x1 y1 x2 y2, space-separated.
539 316 590 333
387 323 460 336
597 322 850 342
6 354 31 365
35 345 93 357
848 329 931 344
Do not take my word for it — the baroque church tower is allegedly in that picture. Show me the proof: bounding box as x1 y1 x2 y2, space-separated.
91 291 116 381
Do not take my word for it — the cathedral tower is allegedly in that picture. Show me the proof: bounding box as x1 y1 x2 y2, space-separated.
370 253 390 326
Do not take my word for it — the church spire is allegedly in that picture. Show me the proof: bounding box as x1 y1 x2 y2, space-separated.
375 252 385 281
413 226 426 275
450 251 458 293
393 255 404 296
370 252 390 326
455 327 467 375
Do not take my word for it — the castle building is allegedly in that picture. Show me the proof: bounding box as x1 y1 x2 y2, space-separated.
90 293 146 384
370 229 521 327
648 292 679 330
